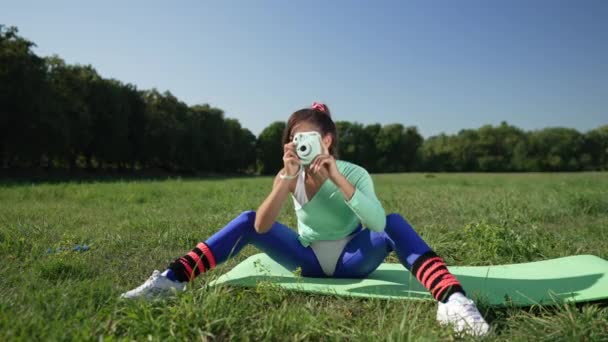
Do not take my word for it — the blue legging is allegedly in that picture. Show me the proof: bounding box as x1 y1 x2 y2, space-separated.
205 211 432 278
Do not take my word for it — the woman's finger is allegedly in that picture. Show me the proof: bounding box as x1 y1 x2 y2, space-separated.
310 158 319 171
310 160 318 174
316 157 330 170
311 155 325 169
313 156 325 172
284 142 295 152
315 165 328 180
286 155 300 163
320 160 329 173
308 157 317 170
314 163 327 176
285 150 297 159
284 149 299 161
283 157 300 165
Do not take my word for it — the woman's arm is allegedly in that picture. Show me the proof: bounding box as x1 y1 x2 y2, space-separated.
254 142 300 233
310 155 386 232
253 173 293 233
340 170 386 232
330 173 355 200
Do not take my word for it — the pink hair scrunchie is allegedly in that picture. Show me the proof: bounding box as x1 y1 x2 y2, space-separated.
311 102 327 113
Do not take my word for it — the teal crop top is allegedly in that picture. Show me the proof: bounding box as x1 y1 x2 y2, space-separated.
293 160 386 247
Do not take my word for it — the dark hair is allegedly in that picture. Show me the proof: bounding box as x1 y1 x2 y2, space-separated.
282 104 339 157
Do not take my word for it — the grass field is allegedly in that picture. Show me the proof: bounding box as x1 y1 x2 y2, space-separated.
1 173 607 341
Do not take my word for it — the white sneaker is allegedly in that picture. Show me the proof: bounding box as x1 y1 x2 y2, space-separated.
120 270 187 299
436 293 490 337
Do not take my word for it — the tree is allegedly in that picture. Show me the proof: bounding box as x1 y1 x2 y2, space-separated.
0 25 51 168
141 89 188 171
84 78 132 169
525 127 584 171
335 121 367 166
223 118 257 173
45 57 97 169
475 122 526 171
582 125 608 170
123 84 147 170
186 104 231 172
419 134 454 171
375 124 423 172
362 124 382 172
257 121 286 175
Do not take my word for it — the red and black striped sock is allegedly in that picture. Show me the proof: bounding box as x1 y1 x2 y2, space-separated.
411 251 465 303
167 242 217 282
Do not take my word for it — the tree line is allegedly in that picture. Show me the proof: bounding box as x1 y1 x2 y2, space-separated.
2 25 607 175
1 26 256 174
257 121 607 173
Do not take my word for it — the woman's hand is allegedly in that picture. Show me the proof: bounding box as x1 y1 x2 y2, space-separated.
309 153 339 183
282 142 301 177
309 149 355 201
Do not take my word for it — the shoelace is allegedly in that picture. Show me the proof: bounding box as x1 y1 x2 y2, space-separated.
461 301 483 321
137 271 161 290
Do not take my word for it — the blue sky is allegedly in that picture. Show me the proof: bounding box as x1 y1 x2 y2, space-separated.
4 0 607 136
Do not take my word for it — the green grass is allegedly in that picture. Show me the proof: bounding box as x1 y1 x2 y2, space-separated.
1 173 607 341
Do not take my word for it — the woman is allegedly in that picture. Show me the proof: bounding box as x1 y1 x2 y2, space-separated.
121 102 490 336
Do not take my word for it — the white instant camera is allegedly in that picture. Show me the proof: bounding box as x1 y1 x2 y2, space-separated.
293 131 323 166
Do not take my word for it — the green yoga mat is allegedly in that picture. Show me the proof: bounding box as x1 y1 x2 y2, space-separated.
207 253 608 306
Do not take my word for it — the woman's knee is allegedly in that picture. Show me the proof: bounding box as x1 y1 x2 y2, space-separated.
386 212 410 228
237 210 256 226
205 211 257 260
385 213 420 237
237 210 278 237
222 210 257 238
